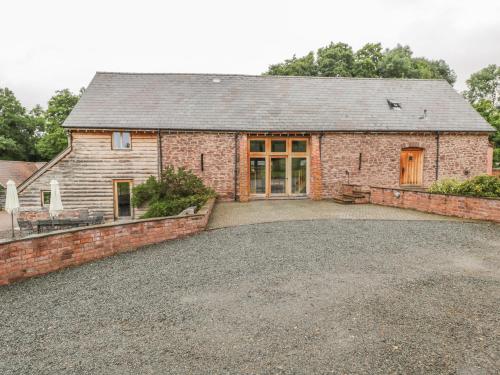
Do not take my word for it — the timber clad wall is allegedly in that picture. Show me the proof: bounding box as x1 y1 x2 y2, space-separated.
319 132 490 198
18 131 158 219
161 133 237 200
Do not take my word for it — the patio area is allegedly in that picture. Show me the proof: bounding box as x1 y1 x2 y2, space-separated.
208 199 461 229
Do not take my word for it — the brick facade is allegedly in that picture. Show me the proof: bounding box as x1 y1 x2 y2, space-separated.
319 132 490 198
161 133 237 201
0 199 214 286
17 130 491 211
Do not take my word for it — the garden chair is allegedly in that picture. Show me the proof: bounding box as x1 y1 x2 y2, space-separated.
17 219 35 236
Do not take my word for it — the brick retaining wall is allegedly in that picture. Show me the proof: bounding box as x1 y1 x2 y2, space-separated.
0 199 215 286
369 186 500 223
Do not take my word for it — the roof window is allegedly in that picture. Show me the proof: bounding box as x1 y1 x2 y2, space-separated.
387 99 402 110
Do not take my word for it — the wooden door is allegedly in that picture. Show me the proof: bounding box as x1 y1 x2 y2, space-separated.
113 180 133 219
400 149 423 185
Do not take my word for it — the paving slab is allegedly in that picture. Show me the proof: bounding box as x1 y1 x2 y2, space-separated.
208 199 461 229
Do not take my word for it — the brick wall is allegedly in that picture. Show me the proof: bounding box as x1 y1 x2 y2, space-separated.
493 169 500 177
161 133 237 200
369 186 500 222
0 199 215 286
320 132 490 198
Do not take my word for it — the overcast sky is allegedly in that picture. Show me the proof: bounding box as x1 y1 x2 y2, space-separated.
2 0 499 109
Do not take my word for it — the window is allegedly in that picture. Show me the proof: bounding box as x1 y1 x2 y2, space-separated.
112 132 131 150
41 191 50 207
292 140 307 153
387 99 402 110
271 140 286 153
249 140 265 153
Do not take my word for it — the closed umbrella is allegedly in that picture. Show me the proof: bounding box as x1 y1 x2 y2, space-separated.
49 180 63 218
5 180 20 238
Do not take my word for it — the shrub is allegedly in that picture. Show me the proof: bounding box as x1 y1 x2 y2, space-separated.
428 175 500 198
428 178 461 195
132 166 216 218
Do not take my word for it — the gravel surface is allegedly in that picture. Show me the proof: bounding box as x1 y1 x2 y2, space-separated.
1 219 499 374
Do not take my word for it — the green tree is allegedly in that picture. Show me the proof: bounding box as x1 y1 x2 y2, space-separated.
378 44 418 79
266 52 317 76
317 42 354 77
266 42 455 84
36 88 82 160
352 43 383 78
472 99 500 167
464 64 499 105
0 88 41 161
464 65 500 167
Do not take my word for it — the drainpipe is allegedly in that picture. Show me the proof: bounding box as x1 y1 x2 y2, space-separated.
319 133 324 159
435 131 440 181
157 129 163 178
233 133 238 201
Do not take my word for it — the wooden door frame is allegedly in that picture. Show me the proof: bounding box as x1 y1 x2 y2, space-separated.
400 148 424 186
113 179 134 219
247 136 310 198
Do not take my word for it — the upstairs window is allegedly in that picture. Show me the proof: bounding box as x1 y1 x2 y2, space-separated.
387 99 402 110
112 132 131 150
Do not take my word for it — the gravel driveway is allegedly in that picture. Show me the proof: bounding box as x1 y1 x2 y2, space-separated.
1 219 499 374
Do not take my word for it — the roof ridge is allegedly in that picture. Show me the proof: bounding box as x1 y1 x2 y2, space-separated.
94 71 448 82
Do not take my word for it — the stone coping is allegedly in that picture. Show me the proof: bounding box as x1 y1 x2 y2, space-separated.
0 198 215 245
347 184 500 201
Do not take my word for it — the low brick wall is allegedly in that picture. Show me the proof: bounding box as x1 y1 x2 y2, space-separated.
493 169 500 177
369 186 500 223
0 199 215 286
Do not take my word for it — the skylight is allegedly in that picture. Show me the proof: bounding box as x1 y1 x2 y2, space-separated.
387 99 402 110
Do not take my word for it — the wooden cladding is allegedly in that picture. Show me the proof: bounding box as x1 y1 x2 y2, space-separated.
400 148 423 186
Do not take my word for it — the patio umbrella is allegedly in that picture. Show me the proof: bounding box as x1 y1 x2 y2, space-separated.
5 180 19 238
49 179 63 218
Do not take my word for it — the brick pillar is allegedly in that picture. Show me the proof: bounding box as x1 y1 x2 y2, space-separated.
310 134 323 200
238 134 249 202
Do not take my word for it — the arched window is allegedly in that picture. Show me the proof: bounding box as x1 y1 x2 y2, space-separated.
400 148 424 186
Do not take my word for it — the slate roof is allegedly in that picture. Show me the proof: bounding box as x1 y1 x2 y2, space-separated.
0 161 46 188
63 72 494 133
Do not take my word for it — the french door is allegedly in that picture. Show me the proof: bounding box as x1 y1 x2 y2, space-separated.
249 137 309 198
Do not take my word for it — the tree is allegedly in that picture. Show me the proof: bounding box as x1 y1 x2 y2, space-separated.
266 52 317 76
317 42 354 77
378 44 418 79
464 64 499 105
352 43 383 78
36 88 82 160
0 88 41 161
265 42 456 85
463 65 500 167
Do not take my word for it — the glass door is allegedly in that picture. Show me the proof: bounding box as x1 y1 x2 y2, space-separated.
291 157 307 194
248 137 309 198
114 180 132 219
270 157 287 195
249 158 266 195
